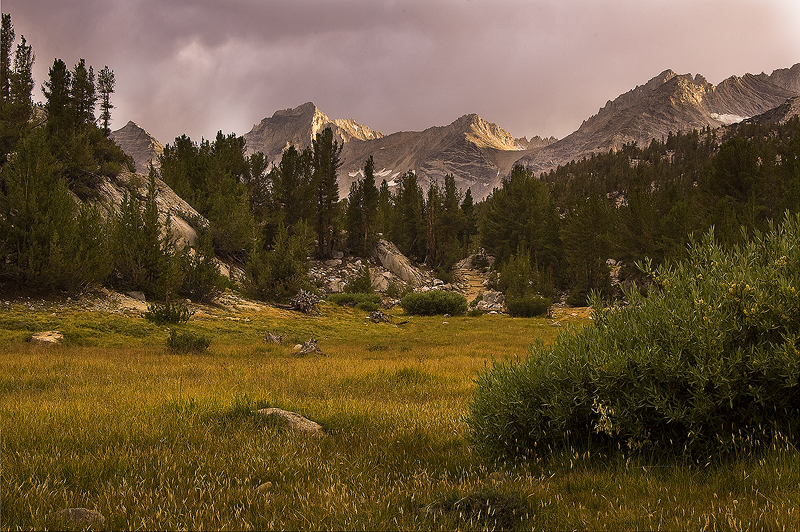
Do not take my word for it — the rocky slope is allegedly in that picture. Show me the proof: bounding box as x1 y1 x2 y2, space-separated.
110 121 165 174
517 65 800 174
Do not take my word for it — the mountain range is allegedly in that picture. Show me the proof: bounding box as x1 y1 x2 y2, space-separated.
113 63 800 200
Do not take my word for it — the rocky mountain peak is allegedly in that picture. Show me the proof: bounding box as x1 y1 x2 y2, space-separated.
518 64 800 175
452 113 525 151
110 121 164 173
243 102 382 161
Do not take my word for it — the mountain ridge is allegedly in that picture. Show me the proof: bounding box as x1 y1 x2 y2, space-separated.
112 63 800 199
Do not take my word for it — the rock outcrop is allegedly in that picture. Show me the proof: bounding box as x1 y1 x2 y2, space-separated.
83 171 206 248
373 239 427 288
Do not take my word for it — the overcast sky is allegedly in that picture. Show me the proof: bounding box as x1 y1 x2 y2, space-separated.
4 0 800 145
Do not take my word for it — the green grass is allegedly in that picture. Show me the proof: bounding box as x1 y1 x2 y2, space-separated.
0 298 796 530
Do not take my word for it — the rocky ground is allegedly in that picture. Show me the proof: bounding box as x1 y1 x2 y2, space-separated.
0 249 592 320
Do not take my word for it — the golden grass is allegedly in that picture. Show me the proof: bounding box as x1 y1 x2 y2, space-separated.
0 300 796 530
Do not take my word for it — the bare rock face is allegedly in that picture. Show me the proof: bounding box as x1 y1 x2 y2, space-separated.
373 239 426 288
110 120 165 174
243 103 555 201
243 102 382 164
83 171 206 248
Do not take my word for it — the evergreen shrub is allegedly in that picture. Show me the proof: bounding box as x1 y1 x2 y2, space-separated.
143 301 194 325
401 290 467 316
328 293 381 307
505 295 551 317
469 214 800 461
345 264 373 294
166 329 211 354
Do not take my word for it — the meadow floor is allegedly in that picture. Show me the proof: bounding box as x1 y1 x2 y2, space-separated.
0 292 797 530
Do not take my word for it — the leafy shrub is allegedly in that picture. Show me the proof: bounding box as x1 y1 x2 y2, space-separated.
467 308 483 317
355 301 379 312
328 293 382 307
401 290 467 316
166 329 211 353
385 280 410 299
469 214 800 461
143 301 194 325
505 295 551 317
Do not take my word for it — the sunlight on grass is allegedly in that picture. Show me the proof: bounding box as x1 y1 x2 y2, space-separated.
0 302 796 530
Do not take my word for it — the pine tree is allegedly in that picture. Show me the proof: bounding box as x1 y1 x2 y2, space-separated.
460 187 476 254
360 155 379 252
70 59 96 131
345 178 365 256
42 58 72 140
1 15 34 164
311 127 341 259
0 13 13 104
97 66 115 135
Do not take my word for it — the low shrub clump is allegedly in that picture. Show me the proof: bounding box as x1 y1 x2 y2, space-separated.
505 295 551 317
166 329 211 353
401 290 468 316
328 293 382 308
469 214 800 461
143 301 194 325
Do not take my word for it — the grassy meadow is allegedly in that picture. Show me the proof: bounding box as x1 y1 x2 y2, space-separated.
0 296 797 530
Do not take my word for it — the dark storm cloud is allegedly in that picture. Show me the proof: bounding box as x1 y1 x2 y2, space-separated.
4 0 800 145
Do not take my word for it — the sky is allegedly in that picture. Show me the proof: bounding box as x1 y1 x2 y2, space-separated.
3 0 800 146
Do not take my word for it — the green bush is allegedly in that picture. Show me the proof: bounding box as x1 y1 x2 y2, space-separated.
166 329 211 353
401 290 467 316
355 301 379 312
143 301 194 325
505 295 551 317
328 293 382 307
469 214 800 461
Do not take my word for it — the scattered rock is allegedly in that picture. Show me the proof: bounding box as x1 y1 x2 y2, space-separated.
125 291 146 302
254 408 324 434
30 331 63 346
47 508 106 530
256 481 273 493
